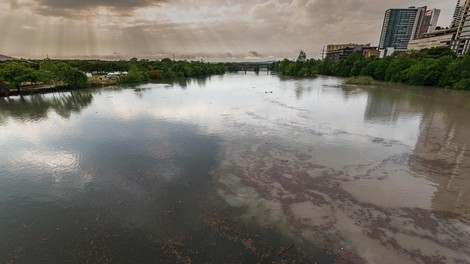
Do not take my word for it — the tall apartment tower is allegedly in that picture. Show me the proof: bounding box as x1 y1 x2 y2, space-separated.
420 9 441 35
379 6 427 53
451 0 466 28
454 0 470 55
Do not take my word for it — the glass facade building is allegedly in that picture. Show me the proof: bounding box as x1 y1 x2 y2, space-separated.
457 1 470 38
452 0 465 28
454 0 470 55
419 9 440 36
379 7 426 51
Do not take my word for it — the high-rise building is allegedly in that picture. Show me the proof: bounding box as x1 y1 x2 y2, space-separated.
452 0 470 55
379 6 427 53
451 0 466 28
419 9 441 36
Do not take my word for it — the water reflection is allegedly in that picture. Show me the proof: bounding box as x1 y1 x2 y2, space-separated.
278 76 318 100
0 90 94 123
211 77 470 264
1 74 470 264
364 87 402 123
168 76 210 90
0 76 333 263
408 97 470 221
355 83 470 221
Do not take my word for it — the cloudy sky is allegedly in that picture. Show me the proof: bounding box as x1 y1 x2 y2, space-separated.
0 0 456 60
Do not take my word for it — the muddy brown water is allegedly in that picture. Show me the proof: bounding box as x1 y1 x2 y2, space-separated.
0 73 469 263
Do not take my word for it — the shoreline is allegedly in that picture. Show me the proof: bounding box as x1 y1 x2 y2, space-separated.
0 74 225 98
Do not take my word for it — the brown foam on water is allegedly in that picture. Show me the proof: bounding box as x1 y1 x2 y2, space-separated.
211 137 470 264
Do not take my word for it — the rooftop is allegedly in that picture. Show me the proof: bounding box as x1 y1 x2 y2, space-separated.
0 54 16 61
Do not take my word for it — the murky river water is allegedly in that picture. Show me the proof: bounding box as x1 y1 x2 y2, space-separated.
1 73 469 263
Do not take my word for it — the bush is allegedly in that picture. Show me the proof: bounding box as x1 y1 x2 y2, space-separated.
345 76 378 85
453 79 470 90
0 81 10 96
147 70 165 80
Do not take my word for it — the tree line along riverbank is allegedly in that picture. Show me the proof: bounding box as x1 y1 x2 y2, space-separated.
273 47 470 90
2 47 469 97
0 58 227 96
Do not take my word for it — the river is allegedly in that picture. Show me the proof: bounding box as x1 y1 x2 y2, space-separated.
0 73 469 263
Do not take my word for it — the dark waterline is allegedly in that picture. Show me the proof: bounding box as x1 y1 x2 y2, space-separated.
1 73 469 263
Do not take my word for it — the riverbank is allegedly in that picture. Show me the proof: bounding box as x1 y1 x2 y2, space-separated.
0 58 227 97
344 76 378 85
0 83 86 97
273 47 470 90
0 74 226 98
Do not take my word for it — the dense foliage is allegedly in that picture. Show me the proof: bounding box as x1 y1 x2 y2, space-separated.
40 61 89 89
0 58 227 93
273 47 470 90
274 51 318 77
0 60 89 91
345 76 377 85
52 58 226 82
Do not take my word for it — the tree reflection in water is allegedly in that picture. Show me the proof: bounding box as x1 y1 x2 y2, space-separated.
0 90 95 123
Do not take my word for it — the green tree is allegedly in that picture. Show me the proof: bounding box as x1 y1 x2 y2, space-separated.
64 67 89 89
0 80 10 96
147 70 165 80
350 58 368 76
453 79 470 90
121 65 143 83
297 50 307 63
39 59 60 85
0 62 37 91
405 56 452 86
56 63 89 89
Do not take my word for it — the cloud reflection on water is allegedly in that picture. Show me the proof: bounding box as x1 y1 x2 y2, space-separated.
0 74 469 263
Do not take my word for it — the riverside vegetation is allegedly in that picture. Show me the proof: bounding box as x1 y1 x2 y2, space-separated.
2 47 469 96
0 58 226 96
345 76 378 85
273 47 470 90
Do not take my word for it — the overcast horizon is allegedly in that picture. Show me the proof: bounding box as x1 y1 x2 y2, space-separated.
0 0 456 61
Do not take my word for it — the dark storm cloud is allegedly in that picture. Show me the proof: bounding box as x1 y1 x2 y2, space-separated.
9 0 18 9
37 0 166 9
0 0 455 59
249 51 261 57
32 0 168 16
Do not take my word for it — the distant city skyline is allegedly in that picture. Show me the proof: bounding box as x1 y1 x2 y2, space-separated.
0 0 457 60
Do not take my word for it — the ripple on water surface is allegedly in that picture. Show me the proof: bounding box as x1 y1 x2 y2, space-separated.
1 73 470 263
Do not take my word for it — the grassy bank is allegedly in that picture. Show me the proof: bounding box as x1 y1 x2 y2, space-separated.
345 76 378 85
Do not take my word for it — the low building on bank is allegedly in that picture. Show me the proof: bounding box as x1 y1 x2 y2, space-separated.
363 49 381 58
408 28 457 50
0 54 16 61
107 71 128 78
380 47 396 58
326 43 377 61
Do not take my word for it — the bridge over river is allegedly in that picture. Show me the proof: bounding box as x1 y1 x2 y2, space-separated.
230 62 274 73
